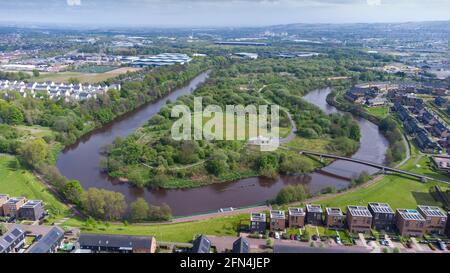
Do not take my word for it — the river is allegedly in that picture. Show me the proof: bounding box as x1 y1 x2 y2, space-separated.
56 74 389 216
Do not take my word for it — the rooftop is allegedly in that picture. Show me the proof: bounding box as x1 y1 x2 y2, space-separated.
232 237 250 253
250 213 266 222
368 203 394 214
306 204 323 213
78 233 154 250
397 209 426 221
0 226 25 253
288 207 305 217
5 197 26 205
28 226 64 253
21 200 43 209
270 210 286 220
191 235 211 253
326 207 344 216
347 206 373 217
417 205 447 218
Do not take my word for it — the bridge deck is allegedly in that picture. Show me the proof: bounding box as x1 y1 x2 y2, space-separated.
282 147 450 184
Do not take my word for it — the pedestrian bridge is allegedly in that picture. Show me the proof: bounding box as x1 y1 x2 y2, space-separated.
283 146 449 184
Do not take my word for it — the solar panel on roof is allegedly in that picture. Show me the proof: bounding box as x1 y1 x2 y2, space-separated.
11 229 22 237
4 236 13 243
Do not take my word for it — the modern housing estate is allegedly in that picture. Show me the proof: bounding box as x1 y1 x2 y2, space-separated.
368 203 396 232
250 213 267 234
346 206 373 234
269 210 286 231
417 205 448 235
325 208 345 229
0 194 45 221
396 209 426 237
0 80 121 101
287 207 305 228
305 204 323 225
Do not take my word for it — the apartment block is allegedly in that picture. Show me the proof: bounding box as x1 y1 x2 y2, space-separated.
0 194 9 216
306 204 323 225
347 206 373 233
270 210 286 231
249 213 267 234
396 209 426 237
2 197 27 218
288 207 305 228
417 205 448 235
325 207 345 229
368 203 395 232
19 200 45 221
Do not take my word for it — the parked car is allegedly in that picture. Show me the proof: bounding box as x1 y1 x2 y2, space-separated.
405 240 413 248
274 232 280 240
294 235 300 241
312 235 319 241
437 240 447 251
385 240 390 247
446 245 450 251
379 239 385 246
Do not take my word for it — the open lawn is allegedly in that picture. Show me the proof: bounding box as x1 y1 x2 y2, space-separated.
0 154 69 217
64 214 248 243
366 106 390 119
33 67 142 84
317 175 450 211
285 137 331 153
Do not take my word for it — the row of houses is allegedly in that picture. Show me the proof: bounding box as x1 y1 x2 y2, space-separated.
392 95 450 153
344 84 389 107
0 225 64 253
0 194 45 221
0 80 121 101
191 235 249 253
125 53 192 67
250 203 450 238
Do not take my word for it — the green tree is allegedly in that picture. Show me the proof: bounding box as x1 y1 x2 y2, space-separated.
62 180 84 205
32 69 40 77
206 150 228 176
130 198 150 222
19 138 51 167
274 184 309 205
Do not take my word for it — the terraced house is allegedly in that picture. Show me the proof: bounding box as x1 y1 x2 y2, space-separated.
368 203 395 232
417 205 448 235
396 209 426 237
270 210 286 231
325 208 345 229
288 207 305 228
346 206 373 233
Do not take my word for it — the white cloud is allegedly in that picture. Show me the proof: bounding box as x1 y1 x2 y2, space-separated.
67 0 82 6
367 0 381 6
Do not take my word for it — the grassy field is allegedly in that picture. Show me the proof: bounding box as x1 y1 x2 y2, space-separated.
366 106 390 119
33 67 142 84
0 154 69 218
64 214 248 243
285 137 332 153
317 175 450 211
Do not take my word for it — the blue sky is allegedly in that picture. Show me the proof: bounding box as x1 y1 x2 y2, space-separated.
1 0 450 27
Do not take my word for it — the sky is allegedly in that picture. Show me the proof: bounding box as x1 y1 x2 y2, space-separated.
1 0 450 27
